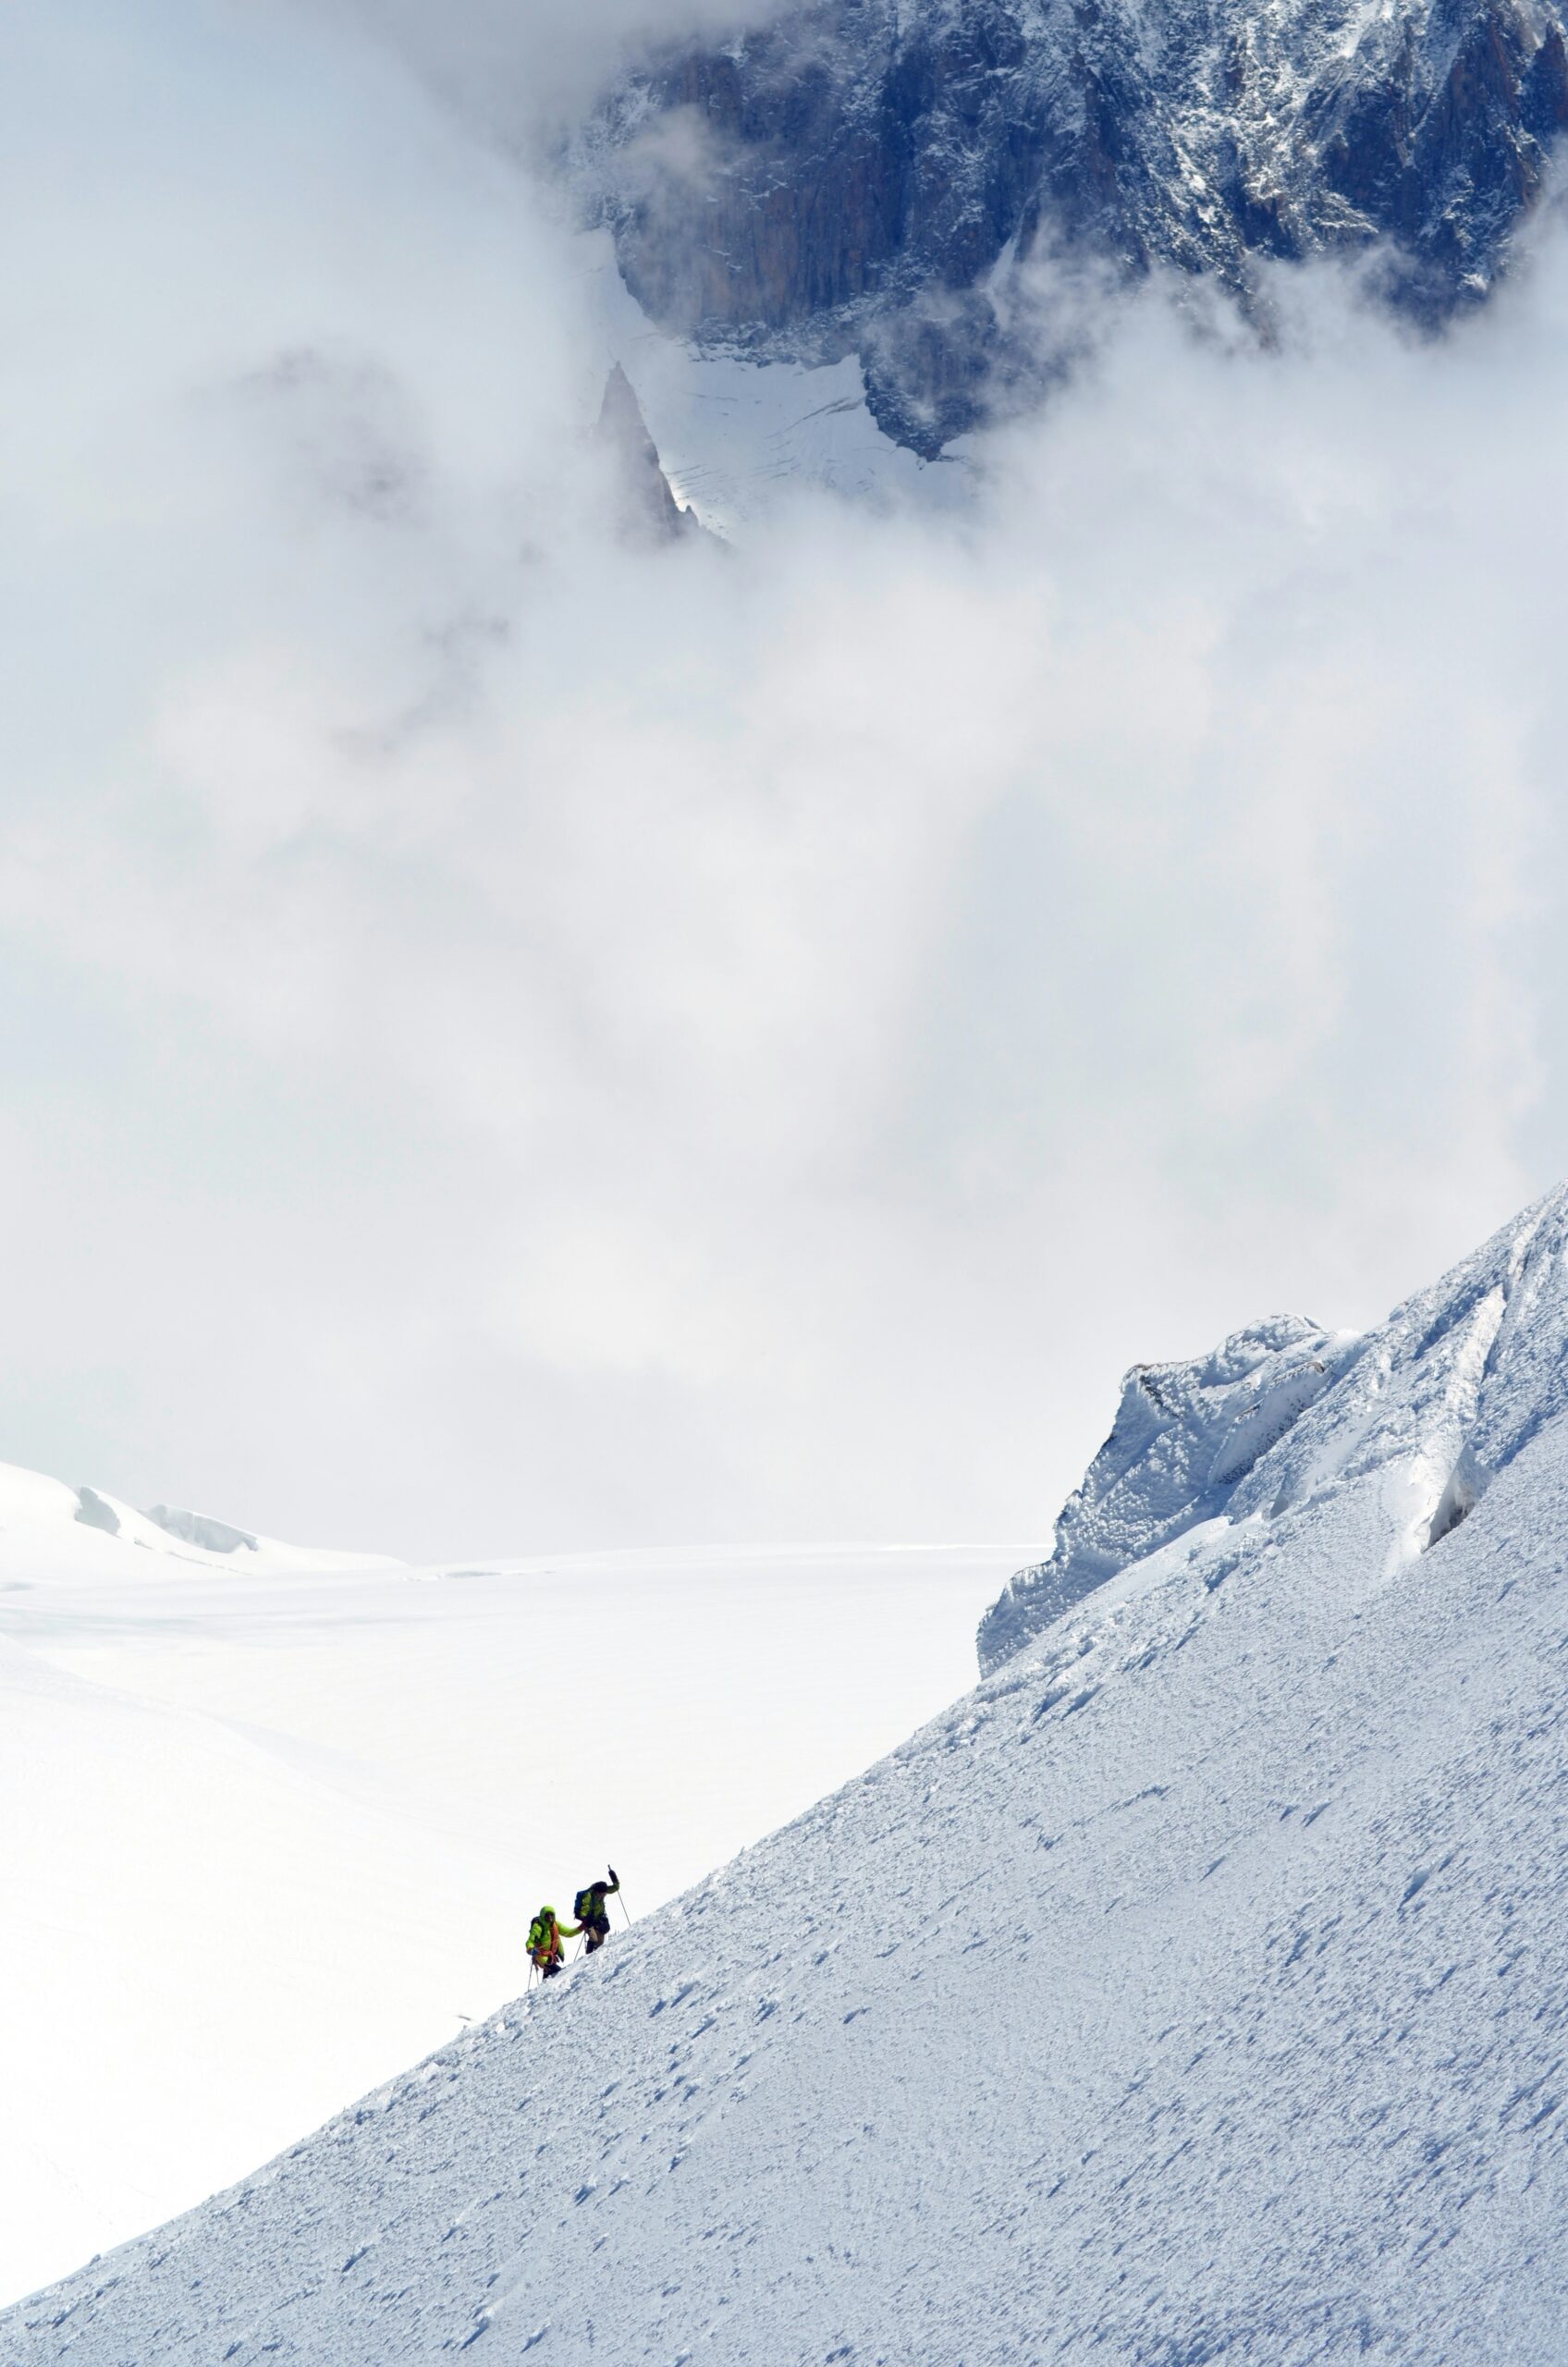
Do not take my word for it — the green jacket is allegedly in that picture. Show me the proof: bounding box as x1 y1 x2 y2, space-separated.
528 1911 581 1962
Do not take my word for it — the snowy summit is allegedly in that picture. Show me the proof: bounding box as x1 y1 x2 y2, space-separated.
14 1187 1568 2360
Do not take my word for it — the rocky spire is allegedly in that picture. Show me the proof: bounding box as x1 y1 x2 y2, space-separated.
593 363 701 546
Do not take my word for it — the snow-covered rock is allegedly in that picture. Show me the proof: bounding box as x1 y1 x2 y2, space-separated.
141 1504 260 1553
15 1190 1568 2360
982 1185 1568 1671
979 1313 1345 1668
583 0 1568 451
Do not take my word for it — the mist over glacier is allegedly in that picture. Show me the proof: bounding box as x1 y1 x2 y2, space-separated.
5 0 1568 1557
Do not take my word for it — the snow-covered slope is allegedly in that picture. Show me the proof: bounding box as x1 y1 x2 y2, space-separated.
15 1190 1568 2361
0 1621 514 2316
0 1457 398 1579
0 1537 1016 2309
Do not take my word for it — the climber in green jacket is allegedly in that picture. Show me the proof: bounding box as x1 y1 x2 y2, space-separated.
527 1904 580 1979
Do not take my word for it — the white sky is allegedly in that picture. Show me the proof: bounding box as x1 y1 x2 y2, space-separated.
2 0 1565 1559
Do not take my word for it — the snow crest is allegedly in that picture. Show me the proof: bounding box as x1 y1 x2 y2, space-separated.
980 1184 1568 1672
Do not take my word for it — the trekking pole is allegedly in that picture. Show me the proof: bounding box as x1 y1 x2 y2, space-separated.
616 1889 631 1927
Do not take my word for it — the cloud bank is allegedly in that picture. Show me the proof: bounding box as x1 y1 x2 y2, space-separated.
313 0 785 136
2 0 1565 1556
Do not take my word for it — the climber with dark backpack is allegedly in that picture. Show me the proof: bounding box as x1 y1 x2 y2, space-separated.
527 1903 580 1980
573 1867 620 1955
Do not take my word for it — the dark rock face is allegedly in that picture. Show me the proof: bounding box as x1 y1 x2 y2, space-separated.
585 0 1568 452
593 362 704 543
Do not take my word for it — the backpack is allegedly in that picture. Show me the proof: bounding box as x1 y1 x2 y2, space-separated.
574 1886 599 1922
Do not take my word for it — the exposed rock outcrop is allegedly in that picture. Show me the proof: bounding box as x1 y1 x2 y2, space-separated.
979 1184 1568 1672
593 362 704 544
585 0 1568 452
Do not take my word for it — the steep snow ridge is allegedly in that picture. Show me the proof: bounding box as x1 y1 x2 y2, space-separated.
16 1188 1568 2360
0 1540 1016 2307
979 1187 1568 1671
0 1623 515 2312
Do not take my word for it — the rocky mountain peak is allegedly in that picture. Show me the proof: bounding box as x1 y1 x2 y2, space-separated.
583 0 1568 452
594 360 705 542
